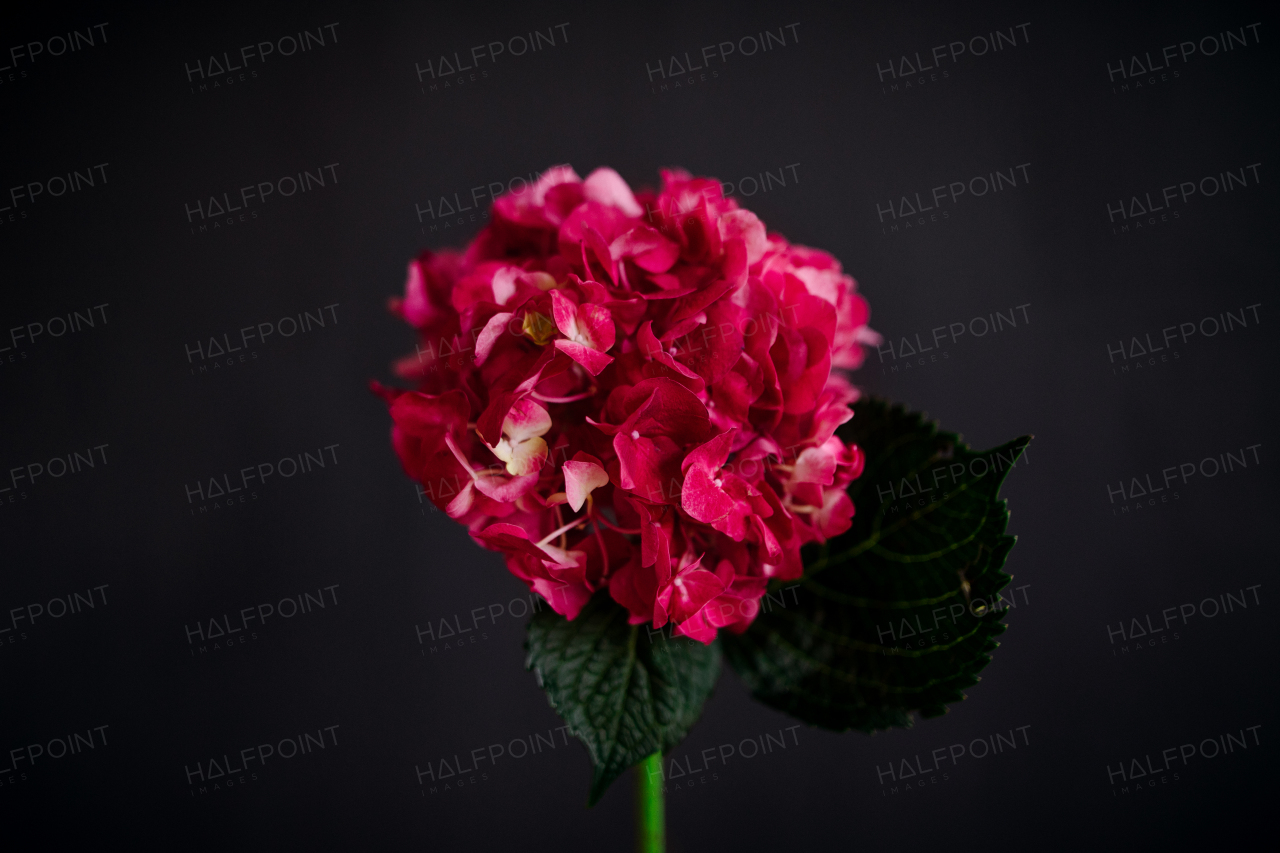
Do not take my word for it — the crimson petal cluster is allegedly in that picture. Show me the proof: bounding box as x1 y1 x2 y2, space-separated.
376 166 878 643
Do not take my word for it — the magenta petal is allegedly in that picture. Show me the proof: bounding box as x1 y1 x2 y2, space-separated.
636 320 664 360
681 465 737 524
613 432 677 502
444 480 477 518
608 556 659 625
473 470 541 502
532 578 592 620
718 210 766 265
576 303 617 351
671 610 718 644
474 311 514 365
793 446 836 485
610 225 679 273
388 389 470 439
625 378 713 442
554 339 614 375
400 260 431 326
813 489 855 540
550 289 579 338
476 391 518 448
583 226 616 283
682 429 735 475
473 522 549 561
661 567 725 622
583 167 643 217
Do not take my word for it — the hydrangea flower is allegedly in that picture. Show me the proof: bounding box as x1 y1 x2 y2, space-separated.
376 167 878 642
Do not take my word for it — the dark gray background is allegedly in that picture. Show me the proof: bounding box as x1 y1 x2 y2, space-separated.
1 0 1275 848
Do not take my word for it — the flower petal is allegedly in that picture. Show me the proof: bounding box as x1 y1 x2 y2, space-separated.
563 455 609 512
583 167 644 217
554 340 614 375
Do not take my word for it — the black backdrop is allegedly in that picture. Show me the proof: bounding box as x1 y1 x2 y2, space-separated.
2 1 1276 848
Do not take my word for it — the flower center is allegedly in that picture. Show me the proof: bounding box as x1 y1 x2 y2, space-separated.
521 311 557 346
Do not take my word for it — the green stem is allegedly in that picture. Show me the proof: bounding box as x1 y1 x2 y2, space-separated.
635 752 665 853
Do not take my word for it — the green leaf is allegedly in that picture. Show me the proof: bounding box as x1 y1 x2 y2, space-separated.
525 592 721 805
723 397 1031 732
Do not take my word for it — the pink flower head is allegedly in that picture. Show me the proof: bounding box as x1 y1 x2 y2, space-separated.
380 167 876 642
